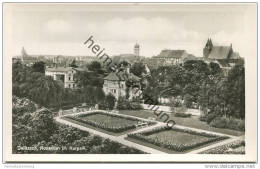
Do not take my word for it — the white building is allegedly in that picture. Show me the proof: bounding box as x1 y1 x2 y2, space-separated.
45 67 85 89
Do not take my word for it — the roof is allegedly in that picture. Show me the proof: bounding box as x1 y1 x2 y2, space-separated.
111 54 142 65
208 46 232 59
46 67 88 72
153 50 186 59
230 52 240 59
104 71 141 82
104 72 122 81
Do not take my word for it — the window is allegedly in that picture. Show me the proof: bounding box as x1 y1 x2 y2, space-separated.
68 76 71 81
68 84 71 88
73 84 75 88
111 89 116 93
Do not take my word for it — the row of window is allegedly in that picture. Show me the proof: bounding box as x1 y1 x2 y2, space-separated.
68 83 76 88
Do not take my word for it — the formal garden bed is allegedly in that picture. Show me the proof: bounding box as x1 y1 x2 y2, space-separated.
200 140 245 154
127 126 229 152
62 111 156 134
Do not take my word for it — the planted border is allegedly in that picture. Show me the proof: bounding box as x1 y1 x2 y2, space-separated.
200 140 245 154
127 126 229 152
64 111 156 133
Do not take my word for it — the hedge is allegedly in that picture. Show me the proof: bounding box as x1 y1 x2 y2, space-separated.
174 113 191 118
200 140 245 154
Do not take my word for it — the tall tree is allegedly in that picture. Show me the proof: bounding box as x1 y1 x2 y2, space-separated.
130 62 146 77
32 61 46 73
69 59 78 68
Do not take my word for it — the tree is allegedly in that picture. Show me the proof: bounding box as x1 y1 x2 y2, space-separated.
69 59 78 68
105 94 116 110
209 62 222 75
95 87 105 104
88 61 101 72
223 64 245 118
130 62 146 77
32 61 46 73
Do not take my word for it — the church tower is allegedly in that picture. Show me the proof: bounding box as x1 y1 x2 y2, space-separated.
203 38 213 59
134 43 140 56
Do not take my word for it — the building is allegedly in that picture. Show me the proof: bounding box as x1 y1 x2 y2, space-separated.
147 49 195 69
45 67 86 89
134 43 140 56
203 38 243 74
103 69 142 100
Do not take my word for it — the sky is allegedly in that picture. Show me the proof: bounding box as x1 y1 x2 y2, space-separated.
8 3 256 58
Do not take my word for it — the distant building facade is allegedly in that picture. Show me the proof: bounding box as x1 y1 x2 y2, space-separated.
45 67 86 89
147 49 196 69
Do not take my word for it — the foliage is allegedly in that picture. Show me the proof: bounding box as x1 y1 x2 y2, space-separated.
117 97 143 110
87 61 103 73
200 140 245 154
13 96 145 154
13 62 64 107
32 61 46 73
130 62 146 77
174 113 191 118
104 94 116 110
69 59 78 68
209 116 245 131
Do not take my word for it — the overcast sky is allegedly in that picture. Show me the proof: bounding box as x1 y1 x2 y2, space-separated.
8 3 256 58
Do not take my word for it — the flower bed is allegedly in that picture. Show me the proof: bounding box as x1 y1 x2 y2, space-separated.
63 111 156 133
127 126 229 152
200 140 245 154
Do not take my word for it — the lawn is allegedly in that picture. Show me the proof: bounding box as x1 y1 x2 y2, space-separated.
127 126 229 153
119 110 244 136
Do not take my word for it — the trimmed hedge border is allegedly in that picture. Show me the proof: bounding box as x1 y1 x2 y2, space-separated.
174 113 191 118
127 126 229 152
64 111 156 133
200 140 245 154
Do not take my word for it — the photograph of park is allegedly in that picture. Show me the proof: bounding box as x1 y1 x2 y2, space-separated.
3 2 257 163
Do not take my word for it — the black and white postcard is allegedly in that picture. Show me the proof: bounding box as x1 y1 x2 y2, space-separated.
3 2 257 162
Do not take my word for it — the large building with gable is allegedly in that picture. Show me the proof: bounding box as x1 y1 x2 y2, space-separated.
203 38 243 70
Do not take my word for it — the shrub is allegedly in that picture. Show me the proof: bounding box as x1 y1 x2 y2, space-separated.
117 99 143 110
226 118 245 131
200 140 245 154
174 113 191 118
209 116 245 131
209 117 227 128
130 102 143 110
206 113 218 124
